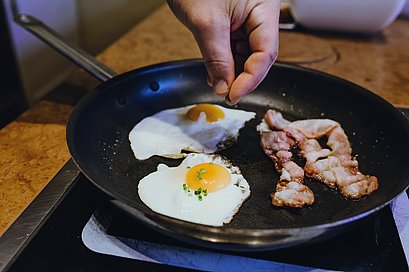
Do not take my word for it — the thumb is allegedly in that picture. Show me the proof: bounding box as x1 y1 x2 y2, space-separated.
189 18 234 97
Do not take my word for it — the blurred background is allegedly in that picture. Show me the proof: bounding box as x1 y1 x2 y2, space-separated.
0 0 163 127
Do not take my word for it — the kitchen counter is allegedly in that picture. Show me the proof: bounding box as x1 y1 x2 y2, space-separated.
1 4 409 236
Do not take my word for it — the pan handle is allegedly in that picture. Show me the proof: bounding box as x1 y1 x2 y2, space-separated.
14 14 117 82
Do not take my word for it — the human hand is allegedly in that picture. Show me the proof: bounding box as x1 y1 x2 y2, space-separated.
167 0 280 105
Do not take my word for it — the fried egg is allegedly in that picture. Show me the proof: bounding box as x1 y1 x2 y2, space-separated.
129 104 255 160
137 153 250 226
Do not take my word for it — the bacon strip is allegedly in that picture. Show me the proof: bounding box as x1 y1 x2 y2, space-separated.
260 131 314 208
264 110 378 199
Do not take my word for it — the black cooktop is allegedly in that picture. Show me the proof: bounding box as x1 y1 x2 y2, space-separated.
2 173 408 272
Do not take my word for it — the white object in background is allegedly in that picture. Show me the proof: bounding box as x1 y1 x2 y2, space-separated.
402 0 409 16
390 192 409 266
5 0 80 105
82 213 330 272
289 0 406 33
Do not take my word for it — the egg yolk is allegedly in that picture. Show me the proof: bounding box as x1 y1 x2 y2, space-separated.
185 163 231 192
186 104 225 123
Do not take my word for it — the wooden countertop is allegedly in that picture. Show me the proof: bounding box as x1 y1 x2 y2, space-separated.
1 5 409 236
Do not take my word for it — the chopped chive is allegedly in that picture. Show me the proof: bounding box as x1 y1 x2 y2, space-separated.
183 183 187 190
200 168 206 174
198 195 203 201
196 171 202 180
194 190 199 195
203 189 208 196
197 187 202 194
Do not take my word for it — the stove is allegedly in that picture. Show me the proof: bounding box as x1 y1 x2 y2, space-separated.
1 109 409 271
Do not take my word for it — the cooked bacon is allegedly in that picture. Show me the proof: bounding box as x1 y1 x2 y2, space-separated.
260 131 294 169
272 181 315 208
264 109 378 199
260 131 314 208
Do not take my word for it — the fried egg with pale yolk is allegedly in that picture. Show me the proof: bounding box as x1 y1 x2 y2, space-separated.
137 153 250 226
129 104 255 160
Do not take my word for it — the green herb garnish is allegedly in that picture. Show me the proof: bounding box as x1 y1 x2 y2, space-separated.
184 183 208 201
196 168 207 180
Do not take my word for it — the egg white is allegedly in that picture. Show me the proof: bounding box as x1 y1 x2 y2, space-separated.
129 104 256 160
137 153 250 226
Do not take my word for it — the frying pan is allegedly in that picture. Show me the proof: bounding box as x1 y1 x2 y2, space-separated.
16 15 409 251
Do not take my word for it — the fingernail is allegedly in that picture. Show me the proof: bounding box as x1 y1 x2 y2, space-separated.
213 80 229 96
207 75 213 87
225 95 239 106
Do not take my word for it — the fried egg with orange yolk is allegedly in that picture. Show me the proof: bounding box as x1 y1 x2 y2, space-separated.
129 104 255 160
137 153 250 226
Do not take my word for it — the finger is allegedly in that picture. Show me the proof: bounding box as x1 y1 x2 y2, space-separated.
189 16 234 97
228 0 280 104
229 52 273 104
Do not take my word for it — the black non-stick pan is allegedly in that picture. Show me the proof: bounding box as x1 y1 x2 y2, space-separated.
17 15 409 251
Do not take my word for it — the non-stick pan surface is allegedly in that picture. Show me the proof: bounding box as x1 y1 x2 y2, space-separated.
67 60 409 251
